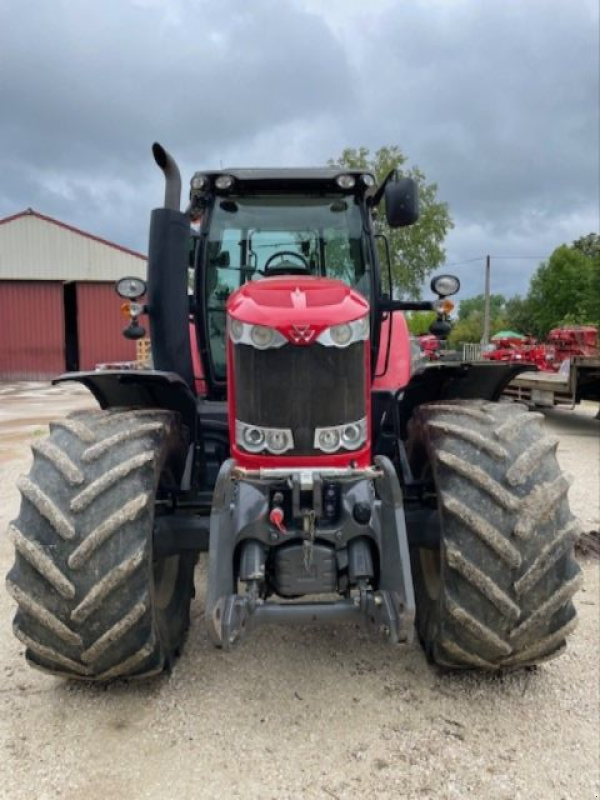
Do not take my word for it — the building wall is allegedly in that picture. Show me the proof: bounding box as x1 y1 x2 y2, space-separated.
0 211 151 380
76 283 139 370
0 280 142 380
0 213 146 282
0 281 65 379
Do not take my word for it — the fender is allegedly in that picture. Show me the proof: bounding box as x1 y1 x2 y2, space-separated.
396 361 532 438
52 369 197 436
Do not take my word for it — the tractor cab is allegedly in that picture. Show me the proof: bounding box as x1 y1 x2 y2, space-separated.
188 166 420 398
178 164 440 481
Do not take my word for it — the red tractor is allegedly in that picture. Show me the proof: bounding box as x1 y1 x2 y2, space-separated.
6 144 581 680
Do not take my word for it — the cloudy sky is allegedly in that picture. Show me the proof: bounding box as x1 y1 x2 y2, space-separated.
1 0 598 299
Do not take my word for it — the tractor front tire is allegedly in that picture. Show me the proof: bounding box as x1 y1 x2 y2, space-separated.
6 409 196 680
407 400 582 670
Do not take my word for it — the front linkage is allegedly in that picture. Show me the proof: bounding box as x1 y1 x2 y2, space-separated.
205 457 415 649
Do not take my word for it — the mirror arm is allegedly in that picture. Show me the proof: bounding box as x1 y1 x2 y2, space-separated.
380 299 434 312
368 169 397 207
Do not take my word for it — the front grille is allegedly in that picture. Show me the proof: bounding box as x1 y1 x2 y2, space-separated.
233 341 366 455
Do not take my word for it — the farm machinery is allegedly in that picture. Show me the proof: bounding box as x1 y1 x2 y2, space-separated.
483 326 598 372
485 328 600 409
6 145 582 680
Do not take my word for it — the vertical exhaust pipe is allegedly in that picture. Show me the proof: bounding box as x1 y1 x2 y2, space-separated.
152 142 182 211
147 143 194 389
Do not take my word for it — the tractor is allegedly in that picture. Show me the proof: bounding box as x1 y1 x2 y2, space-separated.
6 144 581 680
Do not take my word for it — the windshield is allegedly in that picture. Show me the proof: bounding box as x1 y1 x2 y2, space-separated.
202 194 372 380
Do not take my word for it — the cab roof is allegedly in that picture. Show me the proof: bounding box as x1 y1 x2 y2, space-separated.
195 167 377 194
203 167 373 181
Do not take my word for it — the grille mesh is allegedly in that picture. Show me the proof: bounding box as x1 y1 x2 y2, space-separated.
234 341 366 455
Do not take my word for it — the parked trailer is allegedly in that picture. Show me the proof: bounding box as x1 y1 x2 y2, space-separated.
503 356 600 409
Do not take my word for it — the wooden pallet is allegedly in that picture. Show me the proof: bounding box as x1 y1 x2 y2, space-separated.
136 338 152 368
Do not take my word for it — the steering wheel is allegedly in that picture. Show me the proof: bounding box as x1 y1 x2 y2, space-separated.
263 251 311 275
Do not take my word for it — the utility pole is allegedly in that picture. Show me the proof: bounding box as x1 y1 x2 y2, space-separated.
482 254 491 346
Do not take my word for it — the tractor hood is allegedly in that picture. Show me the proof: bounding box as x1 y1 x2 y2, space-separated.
226 276 370 345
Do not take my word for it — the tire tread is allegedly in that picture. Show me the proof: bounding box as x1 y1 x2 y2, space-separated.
408 400 581 670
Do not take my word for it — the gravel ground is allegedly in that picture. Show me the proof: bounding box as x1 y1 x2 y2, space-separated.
0 384 598 800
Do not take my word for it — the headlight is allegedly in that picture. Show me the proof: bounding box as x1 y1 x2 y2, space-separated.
361 173 376 187
355 316 369 338
430 274 460 297
115 276 146 300
215 175 234 190
317 316 369 348
314 417 367 453
336 174 356 189
250 325 274 349
242 425 265 452
236 421 294 454
341 423 362 448
191 173 207 191
330 323 352 347
228 318 287 349
317 429 341 453
229 318 244 343
266 430 292 453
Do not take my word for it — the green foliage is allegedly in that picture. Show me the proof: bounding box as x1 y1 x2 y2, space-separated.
447 313 484 346
504 295 536 336
330 146 453 298
448 293 511 345
527 244 598 336
572 232 600 259
458 293 507 322
405 310 437 336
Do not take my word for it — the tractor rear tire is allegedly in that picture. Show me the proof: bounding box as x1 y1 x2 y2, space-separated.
6 409 196 680
407 400 582 670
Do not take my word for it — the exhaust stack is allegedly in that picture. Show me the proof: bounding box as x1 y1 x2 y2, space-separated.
152 142 182 211
147 143 194 389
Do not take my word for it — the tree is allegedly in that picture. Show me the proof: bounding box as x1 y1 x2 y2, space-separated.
572 234 600 327
447 312 484 346
330 146 453 298
458 293 508 323
572 233 600 259
527 244 598 336
405 310 437 336
504 295 535 336
447 293 510 345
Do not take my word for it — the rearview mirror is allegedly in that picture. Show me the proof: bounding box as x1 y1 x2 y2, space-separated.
214 251 231 267
385 177 419 228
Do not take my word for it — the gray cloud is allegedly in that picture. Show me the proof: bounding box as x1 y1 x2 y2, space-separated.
0 0 597 298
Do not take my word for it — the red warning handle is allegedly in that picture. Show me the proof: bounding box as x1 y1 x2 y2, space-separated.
269 506 286 533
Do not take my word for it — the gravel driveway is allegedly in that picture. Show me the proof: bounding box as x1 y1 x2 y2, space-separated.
0 384 598 800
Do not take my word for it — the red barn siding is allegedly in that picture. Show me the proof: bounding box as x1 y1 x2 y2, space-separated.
0 282 65 379
76 282 138 370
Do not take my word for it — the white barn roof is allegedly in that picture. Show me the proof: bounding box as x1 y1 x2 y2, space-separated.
0 209 147 282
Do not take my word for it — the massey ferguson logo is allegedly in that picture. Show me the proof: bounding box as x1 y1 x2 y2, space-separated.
290 324 316 344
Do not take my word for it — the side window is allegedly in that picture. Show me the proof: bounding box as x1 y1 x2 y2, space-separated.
324 230 370 299
206 229 243 379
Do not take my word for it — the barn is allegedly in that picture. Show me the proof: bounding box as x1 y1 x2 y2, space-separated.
0 209 147 380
